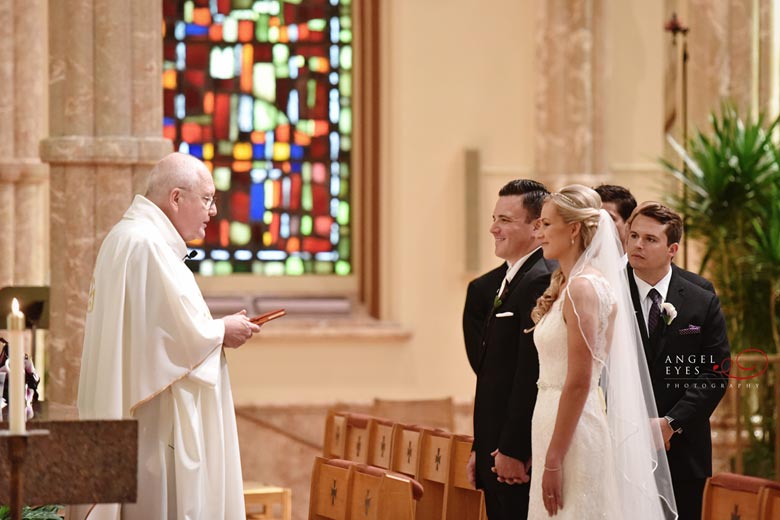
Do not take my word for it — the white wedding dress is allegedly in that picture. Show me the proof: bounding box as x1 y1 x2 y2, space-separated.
529 274 621 519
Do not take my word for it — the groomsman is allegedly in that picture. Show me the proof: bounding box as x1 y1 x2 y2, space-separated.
466 179 554 520
595 185 715 293
625 202 730 520
594 184 636 251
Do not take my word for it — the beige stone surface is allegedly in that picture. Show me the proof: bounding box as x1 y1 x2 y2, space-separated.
131 0 164 137
534 0 606 178
14 181 46 284
61 0 94 136
47 165 96 404
96 165 133 244
95 0 131 136
0 1 14 159
14 0 46 159
0 184 14 287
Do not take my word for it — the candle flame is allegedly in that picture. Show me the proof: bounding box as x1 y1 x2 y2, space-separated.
12 298 19 314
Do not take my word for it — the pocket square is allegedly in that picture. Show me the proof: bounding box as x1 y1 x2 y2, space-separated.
678 325 701 335
495 312 514 318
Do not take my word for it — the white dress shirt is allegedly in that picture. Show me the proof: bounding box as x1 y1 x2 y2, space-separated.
632 266 673 336
497 246 542 296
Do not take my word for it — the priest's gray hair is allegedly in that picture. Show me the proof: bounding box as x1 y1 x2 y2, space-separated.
145 152 205 201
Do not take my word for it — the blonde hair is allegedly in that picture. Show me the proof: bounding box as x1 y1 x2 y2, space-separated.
530 185 602 324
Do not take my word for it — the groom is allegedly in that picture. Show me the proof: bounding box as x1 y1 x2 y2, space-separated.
626 202 729 520
467 179 554 520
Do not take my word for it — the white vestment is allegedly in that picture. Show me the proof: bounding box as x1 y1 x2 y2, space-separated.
74 195 245 520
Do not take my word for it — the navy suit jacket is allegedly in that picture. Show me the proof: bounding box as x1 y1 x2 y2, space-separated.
628 265 729 480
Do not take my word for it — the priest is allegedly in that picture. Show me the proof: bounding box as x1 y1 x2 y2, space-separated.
74 152 261 519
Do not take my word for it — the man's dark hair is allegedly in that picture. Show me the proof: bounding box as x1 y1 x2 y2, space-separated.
498 179 549 221
627 202 683 245
594 184 637 221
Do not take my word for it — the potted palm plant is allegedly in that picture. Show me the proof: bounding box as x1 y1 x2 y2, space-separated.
661 102 780 478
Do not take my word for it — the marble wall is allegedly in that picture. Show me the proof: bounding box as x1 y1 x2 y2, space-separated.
41 0 171 404
0 0 49 289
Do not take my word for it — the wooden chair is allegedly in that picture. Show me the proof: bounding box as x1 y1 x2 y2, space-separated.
372 397 455 432
309 457 352 520
701 472 780 520
244 482 292 520
415 429 452 520
444 435 487 520
367 416 395 469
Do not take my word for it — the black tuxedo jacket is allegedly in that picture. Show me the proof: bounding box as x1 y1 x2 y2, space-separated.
673 263 715 293
473 249 554 463
463 263 508 373
628 265 730 480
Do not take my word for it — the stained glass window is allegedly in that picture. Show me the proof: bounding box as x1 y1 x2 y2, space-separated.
163 0 353 276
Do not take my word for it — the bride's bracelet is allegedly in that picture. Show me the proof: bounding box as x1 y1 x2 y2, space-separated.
544 465 561 472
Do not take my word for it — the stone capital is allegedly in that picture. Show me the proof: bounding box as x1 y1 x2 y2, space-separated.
40 136 172 166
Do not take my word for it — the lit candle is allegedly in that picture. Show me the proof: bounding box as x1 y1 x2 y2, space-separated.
6 298 26 434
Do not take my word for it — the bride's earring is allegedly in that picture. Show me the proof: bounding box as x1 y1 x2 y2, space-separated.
570 238 574 246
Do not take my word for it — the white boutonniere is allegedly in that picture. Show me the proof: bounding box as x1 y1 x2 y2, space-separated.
661 302 677 325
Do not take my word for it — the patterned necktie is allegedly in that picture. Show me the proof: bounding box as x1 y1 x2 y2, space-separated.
647 288 662 333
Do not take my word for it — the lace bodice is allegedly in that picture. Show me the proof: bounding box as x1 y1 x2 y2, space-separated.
533 274 616 390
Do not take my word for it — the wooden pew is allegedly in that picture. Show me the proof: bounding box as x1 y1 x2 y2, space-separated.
389 423 425 479
323 410 349 459
701 472 780 520
344 413 371 464
759 483 780 519
349 462 424 520
372 398 455 432
367 416 395 469
415 429 452 520
444 435 487 520
310 457 352 520
308 457 423 520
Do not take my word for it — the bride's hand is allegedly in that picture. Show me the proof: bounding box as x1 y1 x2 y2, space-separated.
542 465 563 516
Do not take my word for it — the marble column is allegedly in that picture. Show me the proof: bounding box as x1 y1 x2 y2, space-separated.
0 0 49 288
42 0 171 405
0 1 15 288
686 0 756 131
534 0 606 181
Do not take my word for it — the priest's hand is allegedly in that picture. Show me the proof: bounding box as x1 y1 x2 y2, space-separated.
222 310 262 348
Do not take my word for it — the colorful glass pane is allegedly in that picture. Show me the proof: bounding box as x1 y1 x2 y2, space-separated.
163 0 352 276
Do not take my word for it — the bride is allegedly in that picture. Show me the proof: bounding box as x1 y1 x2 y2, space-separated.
527 185 676 519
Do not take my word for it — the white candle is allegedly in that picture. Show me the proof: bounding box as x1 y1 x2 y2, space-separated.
7 298 26 434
